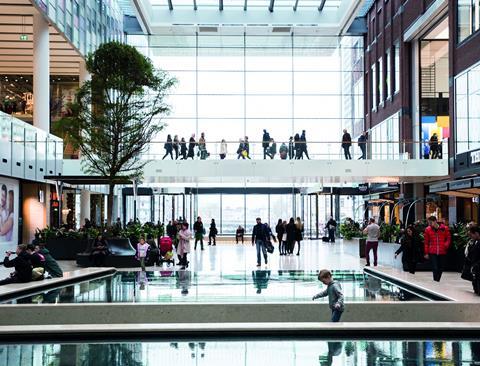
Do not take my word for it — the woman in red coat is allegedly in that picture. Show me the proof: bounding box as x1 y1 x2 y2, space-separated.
423 216 451 282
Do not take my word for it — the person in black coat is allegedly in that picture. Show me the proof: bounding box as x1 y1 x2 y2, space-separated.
262 129 270 159
358 131 367 160
208 219 218 246
162 134 174 160
342 129 352 160
294 133 302 159
275 219 286 255
90 235 109 266
394 226 422 274
187 134 196 160
288 136 294 160
466 226 480 295
0 244 32 285
285 218 296 255
326 217 337 243
180 137 188 159
300 130 310 160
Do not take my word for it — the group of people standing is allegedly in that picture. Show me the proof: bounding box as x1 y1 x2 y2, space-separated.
274 217 305 256
162 133 210 160
341 129 368 160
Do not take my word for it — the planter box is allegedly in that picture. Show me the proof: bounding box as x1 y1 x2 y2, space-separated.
341 239 403 270
46 237 89 260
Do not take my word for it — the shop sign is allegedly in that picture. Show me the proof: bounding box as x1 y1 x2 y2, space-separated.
471 150 480 165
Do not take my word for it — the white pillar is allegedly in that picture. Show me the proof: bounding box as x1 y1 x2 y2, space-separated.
33 13 50 132
80 190 91 225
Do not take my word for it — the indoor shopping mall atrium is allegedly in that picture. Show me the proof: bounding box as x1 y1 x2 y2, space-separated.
0 0 480 364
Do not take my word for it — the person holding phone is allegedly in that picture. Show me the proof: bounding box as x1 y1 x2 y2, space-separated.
0 244 32 285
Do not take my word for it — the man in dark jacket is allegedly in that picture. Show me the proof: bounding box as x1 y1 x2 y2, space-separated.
193 216 205 251
36 244 63 278
252 217 268 267
300 130 310 160
262 130 270 159
326 217 337 243
342 129 352 160
358 131 367 160
166 221 177 239
0 244 32 285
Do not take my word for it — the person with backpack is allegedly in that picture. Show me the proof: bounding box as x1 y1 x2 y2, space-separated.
262 130 270 159
162 134 174 160
208 218 218 246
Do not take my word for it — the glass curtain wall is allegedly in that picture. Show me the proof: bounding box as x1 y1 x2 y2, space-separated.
127 32 363 159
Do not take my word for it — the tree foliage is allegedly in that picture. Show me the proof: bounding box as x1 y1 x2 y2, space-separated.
60 42 176 222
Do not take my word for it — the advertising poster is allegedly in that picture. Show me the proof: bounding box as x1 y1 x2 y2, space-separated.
0 177 19 252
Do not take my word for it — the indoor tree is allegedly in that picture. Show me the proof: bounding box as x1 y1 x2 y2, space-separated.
59 41 176 224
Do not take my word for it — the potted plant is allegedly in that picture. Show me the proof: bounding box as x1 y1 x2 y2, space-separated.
340 219 367 258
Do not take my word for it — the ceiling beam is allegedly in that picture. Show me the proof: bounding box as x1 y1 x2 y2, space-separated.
318 0 326 12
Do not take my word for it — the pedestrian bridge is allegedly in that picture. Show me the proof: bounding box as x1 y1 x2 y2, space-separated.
62 158 448 184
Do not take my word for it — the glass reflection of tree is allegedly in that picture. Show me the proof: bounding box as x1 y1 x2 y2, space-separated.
78 343 143 366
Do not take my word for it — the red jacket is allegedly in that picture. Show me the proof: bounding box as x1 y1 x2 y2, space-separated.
424 224 451 255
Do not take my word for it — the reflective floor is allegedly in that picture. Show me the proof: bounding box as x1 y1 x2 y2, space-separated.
4 270 438 304
1 339 478 365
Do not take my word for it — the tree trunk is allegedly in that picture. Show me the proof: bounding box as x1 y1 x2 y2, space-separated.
107 183 115 225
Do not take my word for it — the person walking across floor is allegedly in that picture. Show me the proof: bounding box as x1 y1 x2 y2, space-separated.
295 217 304 256
358 131 367 160
173 135 180 160
193 216 205 250
312 269 344 322
187 134 196 160
162 134 174 160
236 225 245 244
275 219 285 255
465 226 480 295
262 129 270 159
342 129 352 160
363 218 380 266
208 218 218 246
136 237 150 271
326 217 337 243
300 130 310 160
252 217 269 267
178 222 192 270
423 216 451 282
220 139 227 160
395 225 422 274
286 217 296 255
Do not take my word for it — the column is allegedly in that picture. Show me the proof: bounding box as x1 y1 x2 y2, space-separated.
80 190 91 226
33 13 50 132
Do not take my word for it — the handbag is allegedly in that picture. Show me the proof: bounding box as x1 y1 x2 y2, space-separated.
266 240 274 254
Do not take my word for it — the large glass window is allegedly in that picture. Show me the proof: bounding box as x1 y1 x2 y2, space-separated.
394 42 400 95
456 63 480 154
371 63 377 109
386 49 391 99
378 57 384 103
130 33 364 159
458 0 480 43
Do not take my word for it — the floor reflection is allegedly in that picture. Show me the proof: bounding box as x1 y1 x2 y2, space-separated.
0 340 478 366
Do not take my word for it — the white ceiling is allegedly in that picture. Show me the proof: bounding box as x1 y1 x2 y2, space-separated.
0 0 83 75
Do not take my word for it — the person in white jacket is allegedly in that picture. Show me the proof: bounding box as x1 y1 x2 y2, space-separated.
220 139 227 160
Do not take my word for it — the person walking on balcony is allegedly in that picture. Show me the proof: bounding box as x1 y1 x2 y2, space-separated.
424 216 451 282
162 134 174 160
262 130 270 159
294 133 302 159
266 138 277 159
423 139 430 159
363 218 380 266
199 132 209 160
187 134 196 160
300 130 311 160
288 136 295 160
180 137 187 160
358 131 367 160
244 136 251 159
430 133 440 159
279 142 288 160
220 139 227 160
193 216 205 251
342 129 352 160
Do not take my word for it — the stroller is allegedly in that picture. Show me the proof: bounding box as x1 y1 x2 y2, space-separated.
159 236 175 266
